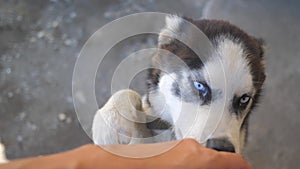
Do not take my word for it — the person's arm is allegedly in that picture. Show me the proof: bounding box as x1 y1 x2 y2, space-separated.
0 139 252 169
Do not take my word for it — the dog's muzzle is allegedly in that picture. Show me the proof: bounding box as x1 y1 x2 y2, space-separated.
206 138 235 153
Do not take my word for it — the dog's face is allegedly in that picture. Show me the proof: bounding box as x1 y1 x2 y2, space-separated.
146 16 265 153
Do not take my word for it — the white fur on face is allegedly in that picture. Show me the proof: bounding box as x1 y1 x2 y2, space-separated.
201 37 254 152
204 37 253 98
150 73 210 142
149 73 181 124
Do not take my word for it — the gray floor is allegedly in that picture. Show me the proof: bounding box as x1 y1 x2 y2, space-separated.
0 0 299 168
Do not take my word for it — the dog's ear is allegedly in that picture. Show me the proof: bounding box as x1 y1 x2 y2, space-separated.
252 37 266 89
154 15 204 71
158 15 180 46
255 37 267 58
158 15 196 49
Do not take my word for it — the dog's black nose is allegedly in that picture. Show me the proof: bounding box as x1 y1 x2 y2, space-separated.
206 138 235 153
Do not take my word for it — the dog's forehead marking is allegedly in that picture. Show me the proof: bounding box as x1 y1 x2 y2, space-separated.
203 37 254 97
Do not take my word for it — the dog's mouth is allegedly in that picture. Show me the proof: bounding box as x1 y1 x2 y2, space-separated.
206 138 235 153
146 117 172 130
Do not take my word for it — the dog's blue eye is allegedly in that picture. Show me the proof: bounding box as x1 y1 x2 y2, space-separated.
193 81 208 96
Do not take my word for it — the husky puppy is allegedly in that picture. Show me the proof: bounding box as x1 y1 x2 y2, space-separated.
93 15 266 154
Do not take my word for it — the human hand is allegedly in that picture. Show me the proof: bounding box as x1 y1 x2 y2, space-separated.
77 138 252 169
152 138 252 169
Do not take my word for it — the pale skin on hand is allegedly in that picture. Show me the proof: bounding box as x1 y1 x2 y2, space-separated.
0 139 252 169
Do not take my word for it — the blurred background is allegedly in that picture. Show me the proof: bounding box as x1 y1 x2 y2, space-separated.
0 0 299 168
